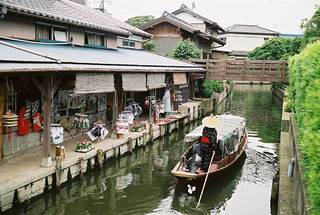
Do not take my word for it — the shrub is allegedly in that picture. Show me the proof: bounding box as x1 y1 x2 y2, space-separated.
143 40 156 51
288 41 320 214
173 39 201 60
203 80 224 97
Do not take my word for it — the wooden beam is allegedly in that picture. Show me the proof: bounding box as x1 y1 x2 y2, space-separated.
53 76 63 94
30 76 46 96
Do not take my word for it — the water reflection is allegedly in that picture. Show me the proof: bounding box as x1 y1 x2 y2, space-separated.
6 84 281 215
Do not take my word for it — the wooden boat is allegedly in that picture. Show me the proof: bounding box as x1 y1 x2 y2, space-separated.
171 128 248 183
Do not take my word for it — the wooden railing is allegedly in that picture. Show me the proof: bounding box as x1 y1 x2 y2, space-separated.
191 59 288 82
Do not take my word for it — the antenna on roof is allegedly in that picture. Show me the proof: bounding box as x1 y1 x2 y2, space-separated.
192 1 196 9
99 0 111 13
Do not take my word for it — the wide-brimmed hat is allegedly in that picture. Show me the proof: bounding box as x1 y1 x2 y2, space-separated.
202 114 220 128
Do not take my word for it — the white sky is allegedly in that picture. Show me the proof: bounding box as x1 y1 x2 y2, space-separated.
90 0 319 34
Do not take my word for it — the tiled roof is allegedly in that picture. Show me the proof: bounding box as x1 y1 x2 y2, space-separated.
172 4 225 33
226 24 279 35
142 12 225 45
1 0 151 38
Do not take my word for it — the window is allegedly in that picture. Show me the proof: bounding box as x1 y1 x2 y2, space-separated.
36 23 68 42
36 24 52 41
53 27 67 42
85 32 105 47
122 39 135 48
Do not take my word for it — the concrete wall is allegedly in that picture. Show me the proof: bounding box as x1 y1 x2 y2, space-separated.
278 92 310 215
219 33 276 52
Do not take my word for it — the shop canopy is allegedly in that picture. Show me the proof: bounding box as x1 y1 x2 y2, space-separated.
0 39 204 74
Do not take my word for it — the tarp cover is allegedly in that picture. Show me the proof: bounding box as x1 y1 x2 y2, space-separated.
184 114 246 156
147 73 166 89
122 73 147 91
74 73 114 94
173 73 187 85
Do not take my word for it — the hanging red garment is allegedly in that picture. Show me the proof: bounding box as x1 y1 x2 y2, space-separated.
32 112 43 132
18 107 31 136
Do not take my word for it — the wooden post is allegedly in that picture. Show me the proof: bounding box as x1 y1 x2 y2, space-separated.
55 156 62 188
112 91 118 125
31 75 62 167
96 149 104 168
42 76 53 167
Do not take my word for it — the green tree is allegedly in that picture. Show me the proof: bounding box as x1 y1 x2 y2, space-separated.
302 5 320 40
143 40 156 51
173 39 201 60
202 80 224 98
126 15 155 29
248 38 304 60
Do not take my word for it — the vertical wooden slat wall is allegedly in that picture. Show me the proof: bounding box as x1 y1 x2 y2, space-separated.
0 83 5 159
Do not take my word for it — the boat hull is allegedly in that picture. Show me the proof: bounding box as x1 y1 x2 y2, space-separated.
171 129 248 184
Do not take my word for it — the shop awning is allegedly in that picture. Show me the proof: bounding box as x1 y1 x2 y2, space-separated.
173 73 187 85
147 73 166 89
122 73 147 91
74 73 114 94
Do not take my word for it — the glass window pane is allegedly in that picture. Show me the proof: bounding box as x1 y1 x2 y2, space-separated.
96 34 105 46
54 30 67 42
85 33 96 45
122 40 129 47
129 41 135 47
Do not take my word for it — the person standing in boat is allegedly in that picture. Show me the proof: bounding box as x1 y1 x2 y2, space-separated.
188 115 220 173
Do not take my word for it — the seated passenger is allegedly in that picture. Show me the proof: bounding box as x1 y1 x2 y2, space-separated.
187 115 220 173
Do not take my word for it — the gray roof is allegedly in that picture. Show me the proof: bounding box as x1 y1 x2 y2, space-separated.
172 4 225 33
226 24 279 35
0 39 204 73
142 12 225 45
1 0 151 38
70 0 85 5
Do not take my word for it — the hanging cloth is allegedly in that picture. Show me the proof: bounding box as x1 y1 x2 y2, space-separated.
18 107 31 136
173 73 187 85
122 73 147 91
74 73 115 94
147 73 166 89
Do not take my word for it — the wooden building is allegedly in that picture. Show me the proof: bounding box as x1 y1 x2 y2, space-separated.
0 0 204 165
142 4 225 59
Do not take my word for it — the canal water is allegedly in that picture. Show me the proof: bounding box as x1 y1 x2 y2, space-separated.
6 84 282 215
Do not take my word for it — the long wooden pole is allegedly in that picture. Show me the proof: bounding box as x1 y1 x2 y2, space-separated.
196 151 215 208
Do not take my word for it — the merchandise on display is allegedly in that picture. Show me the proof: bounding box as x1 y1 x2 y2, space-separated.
75 139 94 153
18 107 31 136
3 111 18 128
50 123 64 145
74 113 90 129
87 121 109 141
